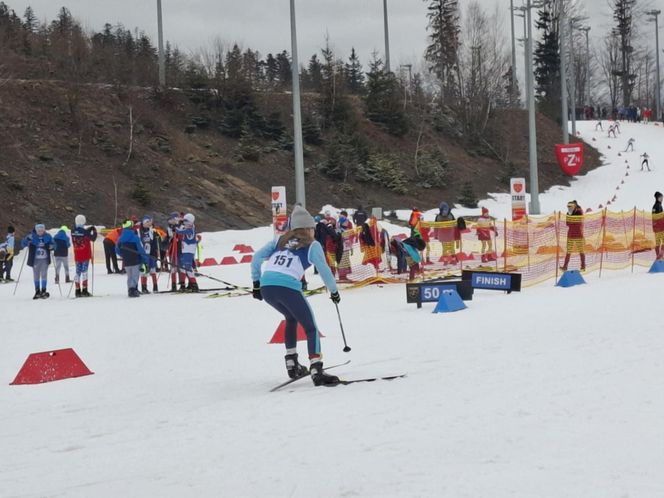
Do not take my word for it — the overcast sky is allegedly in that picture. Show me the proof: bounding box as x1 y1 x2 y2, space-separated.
3 0 632 71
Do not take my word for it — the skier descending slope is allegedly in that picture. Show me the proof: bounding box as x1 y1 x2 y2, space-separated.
251 205 341 386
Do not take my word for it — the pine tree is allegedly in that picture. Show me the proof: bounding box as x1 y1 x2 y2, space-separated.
365 54 409 137
458 181 478 208
23 6 37 32
276 50 292 89
612 0 637 106
424 0 461 104
319 44 353 132
264 53 278 86
307 54 323 92
533 6 561 120
344 47 364 94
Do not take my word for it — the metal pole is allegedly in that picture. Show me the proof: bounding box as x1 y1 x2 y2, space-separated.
560 2 569 144
569 19 577 138
383 0 391 73
583 27 591 107
290 0 306 207
157 0 166 87
510 0 518 106
526 0 540 214
650 11 662 121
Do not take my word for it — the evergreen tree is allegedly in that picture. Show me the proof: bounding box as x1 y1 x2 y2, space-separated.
276 50 292 89
319 44 353 131
344 47 364 94
307 54 323 92
612 0 637 106
23 6 37 32
458 180 478 208
365 54 409 137
264 53 278 86
533 6 560 120
424 0 461 103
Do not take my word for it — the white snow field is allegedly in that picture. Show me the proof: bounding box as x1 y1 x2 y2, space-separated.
2 121 664 498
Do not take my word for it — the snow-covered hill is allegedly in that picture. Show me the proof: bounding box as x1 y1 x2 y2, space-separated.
2 121 664 498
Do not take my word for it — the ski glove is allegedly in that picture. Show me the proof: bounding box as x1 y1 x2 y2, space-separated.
140 264 148 274
330 291 341 304
252 281 262 301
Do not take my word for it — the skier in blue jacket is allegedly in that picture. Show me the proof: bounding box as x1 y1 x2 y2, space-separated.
115 220 148 297
21 224 55 299
251 205 341 386
53 225 71 284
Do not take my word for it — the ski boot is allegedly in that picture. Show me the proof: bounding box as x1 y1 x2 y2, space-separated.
141 284 150 294
75 288 82 298
65 277 72 283
310 361 340 386
285 353 309 379
188 282 199 293
55 276 60 284
128 287 141 298
171 282 177 292
153 283 159 293
40 291 50 299
179 282 187 293
81 288 91 297
33 290 42 300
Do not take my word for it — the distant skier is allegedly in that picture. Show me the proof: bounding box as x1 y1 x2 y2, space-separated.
624 137 635 152
614 121 621 134
21 223 55 299
115 220 148 298
71 215 98 298
653 192 664 260
607 124 616 138
595 120 603 131
175 213 199 292
641 153 652 171
560 201 586 272
250 205 341 386
52 225 71 284
166 212 185 291
138 215 160 294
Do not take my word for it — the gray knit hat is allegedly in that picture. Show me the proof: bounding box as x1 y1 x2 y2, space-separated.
290 205 316 230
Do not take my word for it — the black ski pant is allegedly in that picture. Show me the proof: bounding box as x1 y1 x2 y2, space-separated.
103 238 120 273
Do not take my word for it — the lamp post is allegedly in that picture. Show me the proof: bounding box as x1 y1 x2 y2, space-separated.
290 0 306 206
525 0 540 214
157 0 165 87
569 18 577 138
510 0 518 106
383 0 391 73
560 2 569 144
647 10 661 121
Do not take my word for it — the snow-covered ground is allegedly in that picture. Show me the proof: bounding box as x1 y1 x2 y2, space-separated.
2 121 664 497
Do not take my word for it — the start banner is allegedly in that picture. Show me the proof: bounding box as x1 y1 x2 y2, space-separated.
510 178 527 221
555 143 584 176
271 186 288 236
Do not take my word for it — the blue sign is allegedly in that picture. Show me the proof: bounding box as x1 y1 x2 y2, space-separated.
470 273 512 290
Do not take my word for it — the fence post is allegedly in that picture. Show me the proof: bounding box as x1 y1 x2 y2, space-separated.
503 218 508 272
526 214 531 271
555 211 561 284
599 208 607 278
631 206 637 272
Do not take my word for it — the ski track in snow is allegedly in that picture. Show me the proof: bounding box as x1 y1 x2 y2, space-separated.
1 121 664 497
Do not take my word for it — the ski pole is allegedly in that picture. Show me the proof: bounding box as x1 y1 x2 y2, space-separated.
91 239 95 296
12 250 27 296
333 302 352 353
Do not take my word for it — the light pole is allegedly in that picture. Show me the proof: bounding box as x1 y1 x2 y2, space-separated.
525 0 540 214
579 26 591 108
647 10 661 121
290 0 306 206
510 0 518 106
383 0 391 73
569 18 577 138
560 2 569 144
157 0 165 87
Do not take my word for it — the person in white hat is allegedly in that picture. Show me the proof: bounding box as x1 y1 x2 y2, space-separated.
251 205 341 386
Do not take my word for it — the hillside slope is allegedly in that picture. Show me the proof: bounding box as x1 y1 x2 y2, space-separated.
0 79 600 232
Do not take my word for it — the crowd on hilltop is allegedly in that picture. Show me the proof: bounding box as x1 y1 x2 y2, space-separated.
0 212 202 299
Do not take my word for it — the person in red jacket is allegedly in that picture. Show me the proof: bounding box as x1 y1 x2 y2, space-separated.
476 207 498 263
561 200 585 271
71 214 98 297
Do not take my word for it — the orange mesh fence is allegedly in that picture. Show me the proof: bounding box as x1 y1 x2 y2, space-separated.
332 208 663 288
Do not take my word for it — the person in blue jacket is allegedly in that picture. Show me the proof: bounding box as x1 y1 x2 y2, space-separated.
21 223 55 299
53 225 71 284
251 205 341 386
175 213 199 292
115 220 148 297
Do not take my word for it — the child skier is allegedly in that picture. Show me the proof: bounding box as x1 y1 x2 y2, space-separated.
0 226 15 282
624 137 635 152
251 205 341 386
175 213 199 292
641 153 652 171
166 212 185 291
561 201 586 272
608 124 616 138
53 225 71 284
138 215 161 293
476 207 498 263
71 215 98 297
21 223 55 299
115 220 148 298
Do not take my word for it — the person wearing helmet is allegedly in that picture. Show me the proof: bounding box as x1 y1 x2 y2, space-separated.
251 205 341 386
0 226 16 281
653 191 664 260
561 200 586 272
71 214 98 297
166 212 185 291
138 215 161 293
21 223 55 299
174 213 198 292
53 225 72 285
115 219 148 298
